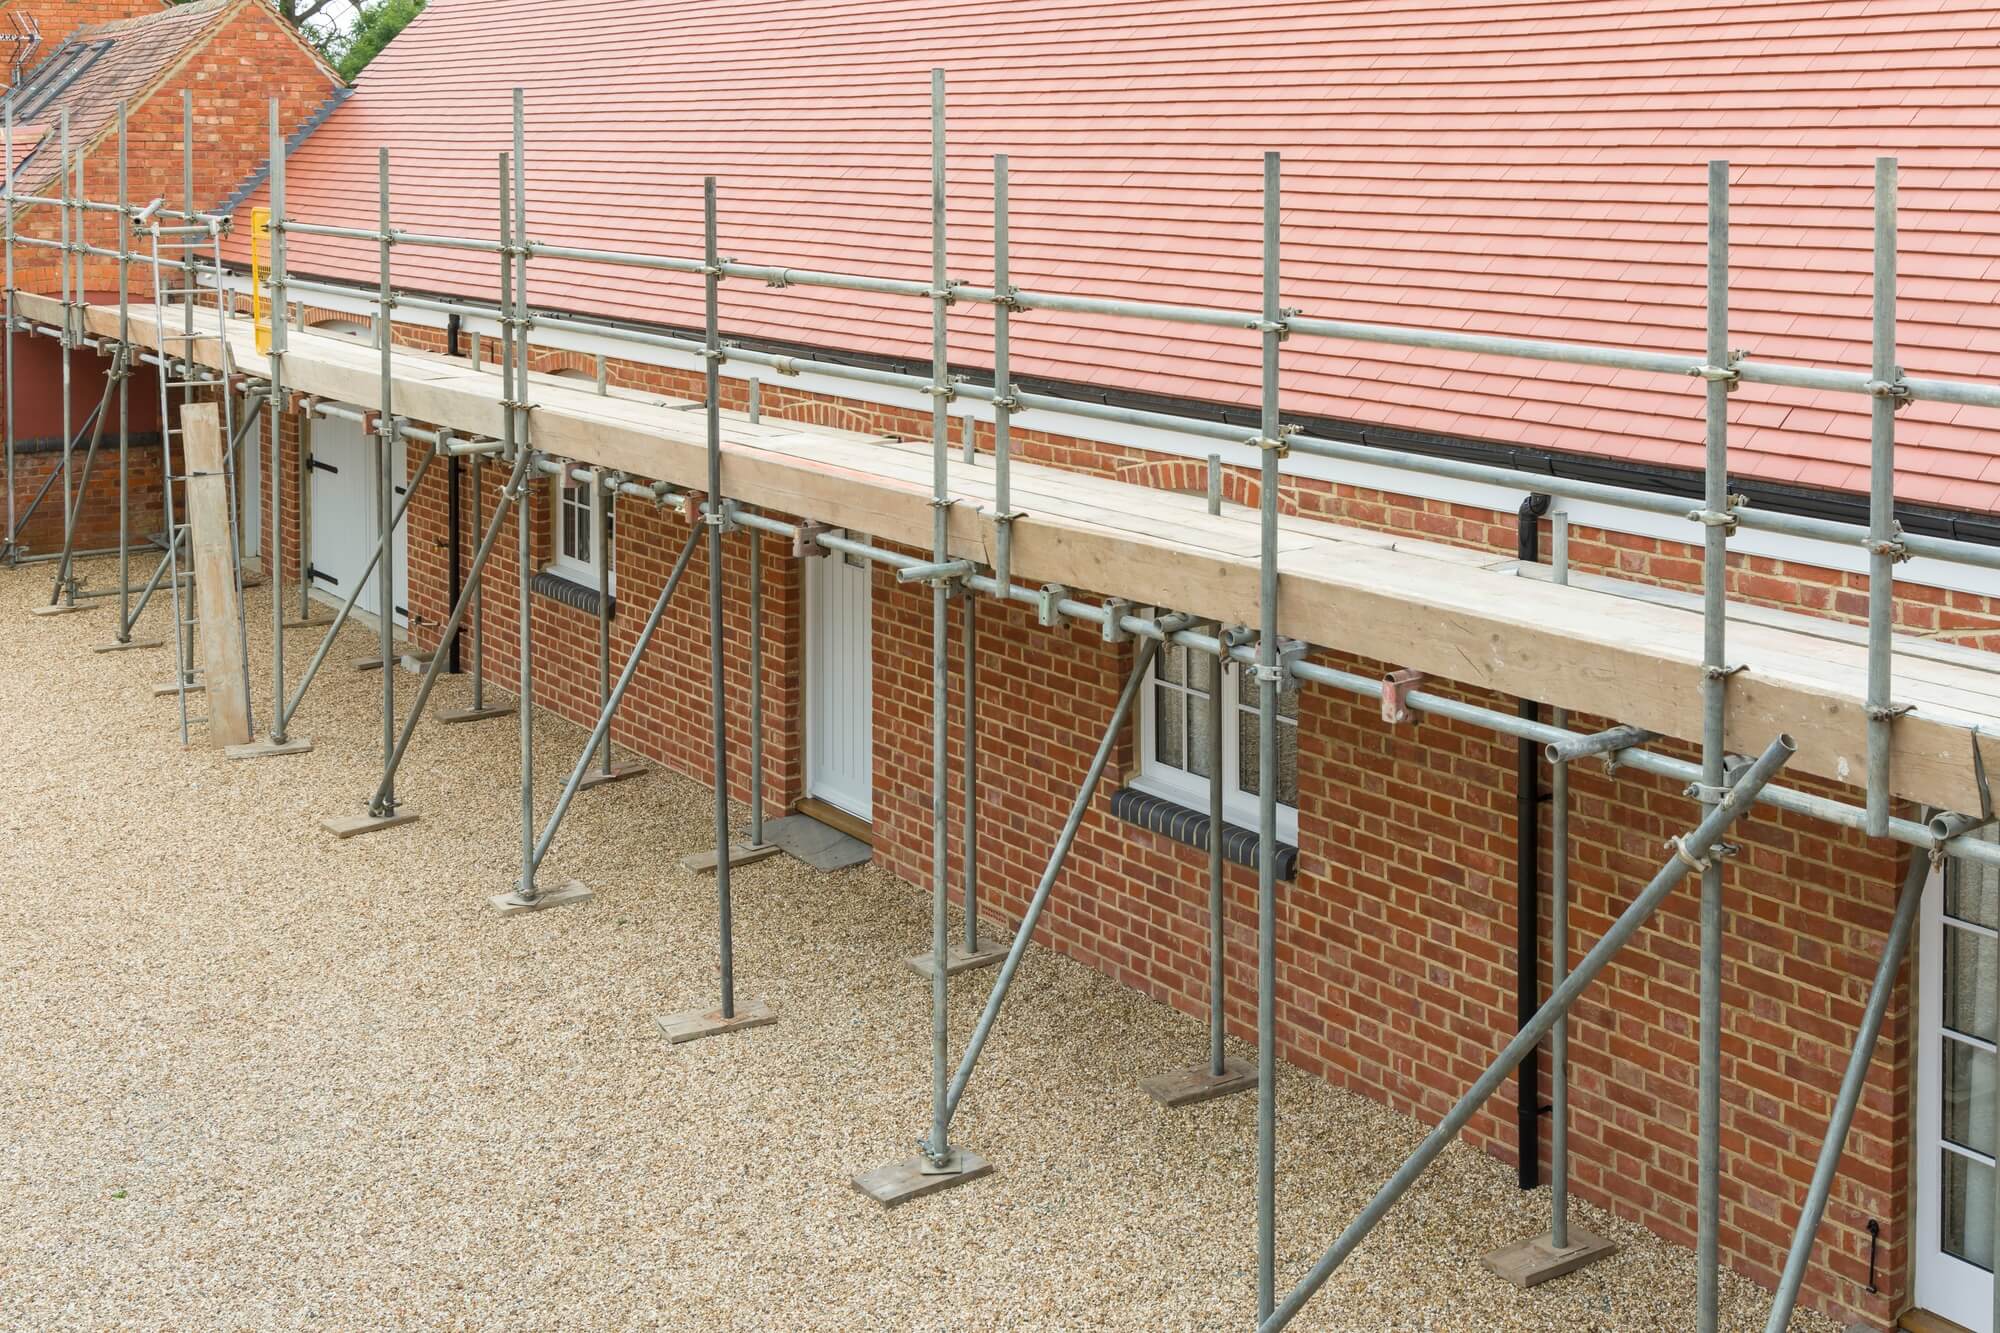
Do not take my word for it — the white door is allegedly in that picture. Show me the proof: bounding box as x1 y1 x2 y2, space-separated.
306 415 407 626
1917 836 2000 1330
805 540 873 821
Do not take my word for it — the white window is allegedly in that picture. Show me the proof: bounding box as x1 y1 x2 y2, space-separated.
548 474 614 590
1135 631 1299 845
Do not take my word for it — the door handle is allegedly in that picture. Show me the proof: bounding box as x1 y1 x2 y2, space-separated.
307 455 339 475
306 563 337 586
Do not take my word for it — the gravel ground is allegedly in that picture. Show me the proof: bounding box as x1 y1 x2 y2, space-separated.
0 556 1840 1332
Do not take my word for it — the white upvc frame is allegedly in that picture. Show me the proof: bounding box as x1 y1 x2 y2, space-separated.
1134 639 1300 847
547 471 614 592
1917 853 1998 1330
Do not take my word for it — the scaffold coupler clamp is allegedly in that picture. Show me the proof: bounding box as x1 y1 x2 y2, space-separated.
792 520 832 558
1254 423 1300 461
702 254 734 280
432 426 455 457
994 284 1023 313
710 498 742 533
1863 519 1912 565
1100 597 1132 643
1037 583 1068 628
1691 349 1744 393
1381 667 1423 725
1868 371 1914 412
925 277 963 309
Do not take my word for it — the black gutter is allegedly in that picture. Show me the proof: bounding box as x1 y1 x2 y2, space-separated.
1515 491 1552 1191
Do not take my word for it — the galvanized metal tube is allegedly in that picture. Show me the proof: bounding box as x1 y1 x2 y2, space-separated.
1696 159 1731 1333
704 174 735 1017
595 476 614 777
1760 843 1929 1333
963 589 979 953
1550 511 1571 1249
513 95 536 903
943 636 1163 1124
371 147 398 818
925 66 952 1164
1261 734 1799 1332
1254 150 1283 1322
57 112 72 603
267 98 288 740
468 446 487 709
992 154 1013 597
1545 724 1658 766
1864 158 1899 839
116 105 131 641
3 104 13 563
1208 635 1228 1076
532 525 702 871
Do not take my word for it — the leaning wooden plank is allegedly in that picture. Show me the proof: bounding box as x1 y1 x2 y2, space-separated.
51 293 1996 813
180 402 252 748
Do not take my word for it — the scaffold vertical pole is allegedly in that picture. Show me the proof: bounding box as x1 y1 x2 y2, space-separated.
595 476 614 777
2 103 13 565
1864 158 1901 839
114 106 136 641
1550 511 1572 1247
1254 149 1283 1323
1695 157 1733 1333
962 588 979 954
370 147 400 815
268 101 289 734
927 65 954 1170
991 153 1014 596
748 525 766 848
57 112 73 606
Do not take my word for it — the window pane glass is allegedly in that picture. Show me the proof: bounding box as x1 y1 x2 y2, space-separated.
1155 688 1185 771
1946 1038 1997 1157
1238 704 1258 797
1162 642 1185 685
1189 687 1212 779
1945 927 1999 1043
1279 683 1299 720
1949 849 2000 929
1943 1150 1997 1272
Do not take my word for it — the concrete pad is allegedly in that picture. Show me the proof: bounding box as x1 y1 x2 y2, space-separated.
763 813 870 872
654 997 776 1044
320 810 421 839
29 602 99 616
577 761 648 792
679 842 783 874
489 878 594 916
1139 1058 1257 1108
397 652 436 674
93 637 163 654
437 704 516 725
905 931 1013 978
153 680 204 697
1479 1227 1617 1289
223 735 316 761
852 1150 993 1208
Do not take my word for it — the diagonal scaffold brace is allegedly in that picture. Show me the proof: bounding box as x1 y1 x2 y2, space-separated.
1259 731 1798 1332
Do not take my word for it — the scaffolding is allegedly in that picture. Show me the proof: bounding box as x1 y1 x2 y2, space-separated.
8 75 2000 1331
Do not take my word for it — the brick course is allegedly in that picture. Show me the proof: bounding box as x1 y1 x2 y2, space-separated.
250 328 1963 1331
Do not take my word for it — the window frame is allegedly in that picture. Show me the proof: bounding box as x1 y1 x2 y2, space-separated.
547 471 615 592
1133 635 1300 846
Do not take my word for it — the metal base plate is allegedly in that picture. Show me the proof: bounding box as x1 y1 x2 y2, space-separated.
153 680 204 697
282 616 334 630
653 997 776 1044
223 735 316 761
679 842 783 874
577 762 648 792
905 932 1013 979
488 879 594 916
93 637 163 654
852 1150 993 1207
1479 1227 1617 1289
320 810 421 840
437 703 516 725
1139 1058 1257 1108
29 602 99 616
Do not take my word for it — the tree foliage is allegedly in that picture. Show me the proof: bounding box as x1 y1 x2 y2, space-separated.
333 0 426 79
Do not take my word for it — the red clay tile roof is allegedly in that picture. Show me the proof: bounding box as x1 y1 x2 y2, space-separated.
252 0 2000 511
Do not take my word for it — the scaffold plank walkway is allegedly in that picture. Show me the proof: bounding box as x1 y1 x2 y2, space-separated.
28 286 2000 816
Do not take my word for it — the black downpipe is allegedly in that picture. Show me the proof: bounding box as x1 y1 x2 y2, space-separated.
444 313 464 674
1515 490 1552 1190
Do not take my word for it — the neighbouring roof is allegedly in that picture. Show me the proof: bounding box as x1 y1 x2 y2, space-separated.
5 0 232 194
248 0 2000 512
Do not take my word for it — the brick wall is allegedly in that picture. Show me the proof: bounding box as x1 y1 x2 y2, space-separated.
258 325 1966 1331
